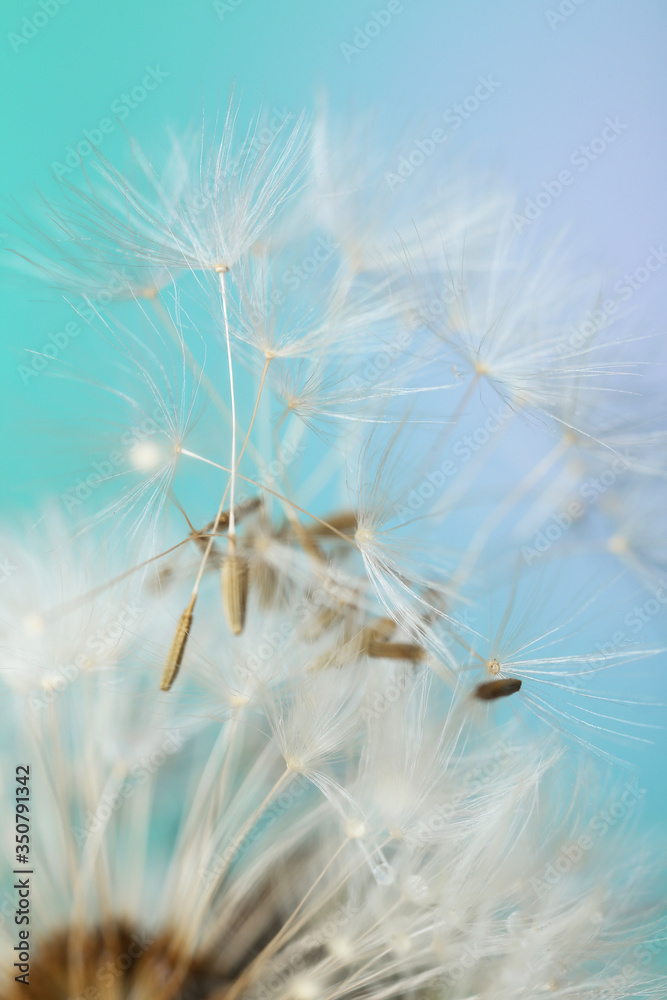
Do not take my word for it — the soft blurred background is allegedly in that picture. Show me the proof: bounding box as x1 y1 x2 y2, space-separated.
0 0 665 820
2 0 666 502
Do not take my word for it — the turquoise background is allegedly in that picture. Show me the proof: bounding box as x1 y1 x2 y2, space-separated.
0 1 665 823
1 0 666 505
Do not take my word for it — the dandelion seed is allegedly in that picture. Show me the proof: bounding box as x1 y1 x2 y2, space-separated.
222 554 250 635
160 599 195 691
366 640 425 661
473 677 523 700
3 99 666 1000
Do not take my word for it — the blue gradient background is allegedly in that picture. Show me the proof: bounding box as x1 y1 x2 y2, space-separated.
0 1 665 821
2 0 666 502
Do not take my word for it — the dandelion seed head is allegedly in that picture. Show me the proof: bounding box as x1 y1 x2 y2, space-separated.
2 98 666 1000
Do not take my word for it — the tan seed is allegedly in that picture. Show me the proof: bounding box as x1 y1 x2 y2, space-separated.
160 602 195 691
251 561 279 610
222 555 249 635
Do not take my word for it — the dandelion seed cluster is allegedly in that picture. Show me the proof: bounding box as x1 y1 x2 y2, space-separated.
1 102 666 999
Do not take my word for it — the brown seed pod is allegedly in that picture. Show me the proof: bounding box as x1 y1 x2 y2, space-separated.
366 617 397 643
222 555 249 635
160 602 195 691
251 559 280 610
473 677 522 701
306 510 358 537
366 641 426 661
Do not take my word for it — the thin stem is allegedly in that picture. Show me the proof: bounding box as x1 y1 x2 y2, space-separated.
187 314 270 604
149 290 267 473
218 267 238 545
